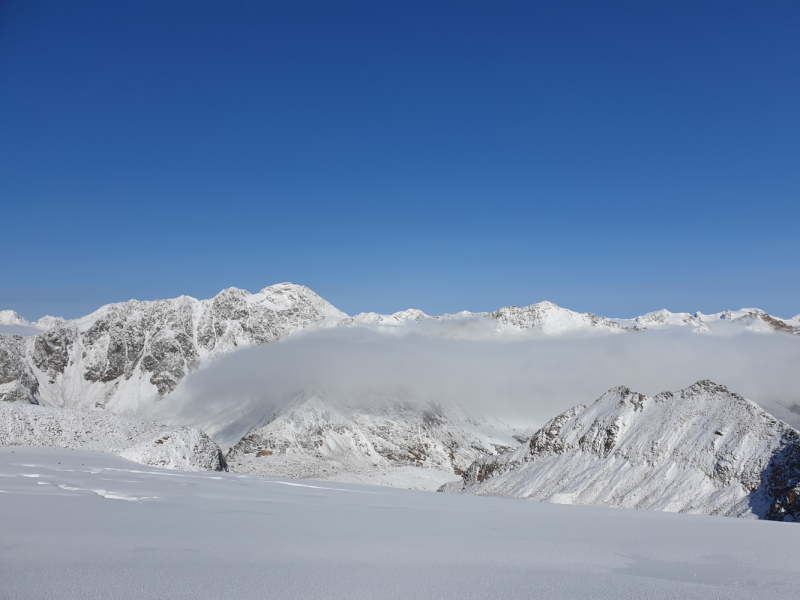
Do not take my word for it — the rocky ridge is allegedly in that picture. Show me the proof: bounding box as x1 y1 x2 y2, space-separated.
439 381 800 521
0 283 345 412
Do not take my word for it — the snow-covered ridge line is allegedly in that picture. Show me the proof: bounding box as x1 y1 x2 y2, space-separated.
616 308 800 335
439 380 800 521
340 304 800 336
0 402 226 472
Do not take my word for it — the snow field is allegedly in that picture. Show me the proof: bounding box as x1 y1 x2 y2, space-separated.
1 446 799 600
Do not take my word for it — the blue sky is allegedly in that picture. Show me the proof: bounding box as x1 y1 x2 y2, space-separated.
1 1 798 320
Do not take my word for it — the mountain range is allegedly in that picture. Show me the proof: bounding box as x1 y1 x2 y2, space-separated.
2 282 798 410
2 283 799 519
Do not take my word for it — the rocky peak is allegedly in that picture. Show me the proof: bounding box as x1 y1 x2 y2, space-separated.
442 381 800 522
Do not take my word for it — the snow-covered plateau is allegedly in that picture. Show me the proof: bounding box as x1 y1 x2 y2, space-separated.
2 446 799 600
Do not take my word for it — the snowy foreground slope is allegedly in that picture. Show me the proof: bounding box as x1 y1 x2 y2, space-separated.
224 393 518 490
441 381 800 521
0 402 225 471
2 447 800 600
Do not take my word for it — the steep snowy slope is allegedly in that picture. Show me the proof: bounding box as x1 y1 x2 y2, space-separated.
0 402 226 471
225 393 519 490
440 381 800 521
0 283 345 413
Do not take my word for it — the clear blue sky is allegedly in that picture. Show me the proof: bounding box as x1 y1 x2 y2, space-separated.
1 1 798 320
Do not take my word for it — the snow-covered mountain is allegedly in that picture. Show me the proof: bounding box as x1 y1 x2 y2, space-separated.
3 283 798 412
2 282 799 494
439 381 800 521
0 283 344 411
0 401 225 471
339 301 627 335
339 304 800 337
224 392 519 490
1 285 653 411
0 310 30 327
616 308 800 335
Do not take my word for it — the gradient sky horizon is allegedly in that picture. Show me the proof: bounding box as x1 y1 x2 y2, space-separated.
1 1 798 321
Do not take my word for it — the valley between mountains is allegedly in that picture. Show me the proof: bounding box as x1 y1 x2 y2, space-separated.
2 283 799 521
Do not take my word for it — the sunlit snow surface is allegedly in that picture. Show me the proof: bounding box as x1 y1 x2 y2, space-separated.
2 448 799 600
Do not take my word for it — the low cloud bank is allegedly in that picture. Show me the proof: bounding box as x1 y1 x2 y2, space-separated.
151 326 800 448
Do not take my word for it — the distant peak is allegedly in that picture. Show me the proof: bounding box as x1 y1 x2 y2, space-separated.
0 310 30 326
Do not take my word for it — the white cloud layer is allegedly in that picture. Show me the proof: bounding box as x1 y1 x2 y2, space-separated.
150 325 800 447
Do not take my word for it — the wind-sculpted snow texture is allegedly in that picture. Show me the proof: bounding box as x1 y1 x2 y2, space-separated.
225 393 518 490
0 283 345 413
440 381 800 521
0 402 226 471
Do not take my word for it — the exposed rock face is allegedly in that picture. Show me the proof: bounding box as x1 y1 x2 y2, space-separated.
0 284 345 412
0 401 226 472
439 381 800 521
0 335 39 403
81 296 200 395
32 327 76 377
224 393 518 490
